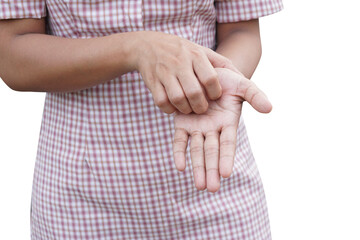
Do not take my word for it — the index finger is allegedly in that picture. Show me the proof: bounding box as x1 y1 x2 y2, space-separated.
219 125 237 178
173 128 189 171
203 47 242 74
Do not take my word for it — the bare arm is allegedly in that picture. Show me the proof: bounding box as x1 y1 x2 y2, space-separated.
215 19 262 79
0 18 238 115
0 18 138 92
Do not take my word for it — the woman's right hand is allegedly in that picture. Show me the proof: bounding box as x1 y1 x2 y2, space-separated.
133 31 239 114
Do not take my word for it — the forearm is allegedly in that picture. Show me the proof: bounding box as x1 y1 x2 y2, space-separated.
215 22 262 79
0 31 139 92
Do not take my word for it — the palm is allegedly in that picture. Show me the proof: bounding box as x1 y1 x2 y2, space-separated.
174 79 242 134
173 68 272 193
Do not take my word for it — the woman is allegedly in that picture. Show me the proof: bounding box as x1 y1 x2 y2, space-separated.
0 0 283 239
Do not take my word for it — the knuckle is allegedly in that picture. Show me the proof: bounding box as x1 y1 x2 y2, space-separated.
192 162 205 170
147 77 156 87
193 165 204 170
170 94 185 104
173 150 185 156
169 55 182 66
205 147 219 156
182 108 192 114
206 167 218 173
193 103 208 114
244 85 260 105
155 62 168 76
187 88 203 99
191 131 203 137
142 73 156 85
163 107 176 114
203 73 219 87
173 137 188 145
221 154 235 160
220 140 235 147
205 131 218 138
190 146 203 154
176 42 188 55
237 80 251 99
190 48 203 58
154 95 169 107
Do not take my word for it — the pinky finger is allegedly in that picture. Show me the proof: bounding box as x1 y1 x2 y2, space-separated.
173 128 189 171
219 125 237 178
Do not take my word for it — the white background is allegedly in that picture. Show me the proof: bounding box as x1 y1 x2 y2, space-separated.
1 0 359 239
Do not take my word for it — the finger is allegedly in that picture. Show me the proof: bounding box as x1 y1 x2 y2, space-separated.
151 81 176 114
177 73 208 114
190 131 206 190
237 80 273 113
162 76 192 114
204 131 220 193
192 53 222 100
219 125 237 178
203 47 241 74
173 128 189 171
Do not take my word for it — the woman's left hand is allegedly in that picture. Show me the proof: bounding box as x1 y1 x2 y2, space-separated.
173 68 272 192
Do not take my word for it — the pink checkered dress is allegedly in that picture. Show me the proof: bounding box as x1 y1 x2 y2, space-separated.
1 0 283 239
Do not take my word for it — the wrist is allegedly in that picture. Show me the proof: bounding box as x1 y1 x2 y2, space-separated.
114 31 141 72
128 31 155 72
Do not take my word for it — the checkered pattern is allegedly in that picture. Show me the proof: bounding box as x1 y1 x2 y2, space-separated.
1 0 283 239
215 0 283 22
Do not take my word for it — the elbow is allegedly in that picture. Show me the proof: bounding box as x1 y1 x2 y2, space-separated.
0 72 18 91
0 61 24 91
0 63 39 92
0 73 30 92
1 79 22 92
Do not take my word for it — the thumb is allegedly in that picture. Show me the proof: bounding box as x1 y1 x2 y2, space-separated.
203 48 242 74
236 79 273 113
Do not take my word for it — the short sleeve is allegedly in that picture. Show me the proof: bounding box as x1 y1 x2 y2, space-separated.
0 0 47 20
214 0 283 23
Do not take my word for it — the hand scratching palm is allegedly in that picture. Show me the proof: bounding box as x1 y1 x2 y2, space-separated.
173 68 272 193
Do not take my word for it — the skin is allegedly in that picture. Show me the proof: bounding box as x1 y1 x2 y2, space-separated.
215 19 263 79
173 68 272 192
0 18 238 114
136 31 240 114
173 19 270 192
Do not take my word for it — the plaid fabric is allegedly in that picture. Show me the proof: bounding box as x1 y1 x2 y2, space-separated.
1 0 283 239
